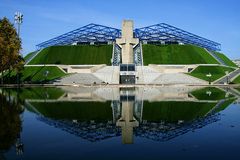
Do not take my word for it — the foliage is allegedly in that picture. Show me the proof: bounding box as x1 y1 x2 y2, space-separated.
188 66 234 82
214 52 238 68
0 93 22 151
143 101 216 122
29 101 113 121
0 17 24 84
191 87 233 100
142 44 220 65
24 51 36 61
5 66 67 83
232 75 240 84
2 87 65 101
28 45 113 65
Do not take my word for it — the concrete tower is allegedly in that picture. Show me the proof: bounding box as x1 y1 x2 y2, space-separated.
116 20 139 64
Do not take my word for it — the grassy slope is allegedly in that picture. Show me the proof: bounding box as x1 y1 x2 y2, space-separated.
191 87 233 100
143 101 216 122
3 87 65 101
24 51 36 61
214 52 238 67
143 44 219 65
235 88 240 92
29 101 112 121
28 45 113 65
232 75 240 84
214 99 236 113
188 66 234 82
7 66 66 83
22 66 66 82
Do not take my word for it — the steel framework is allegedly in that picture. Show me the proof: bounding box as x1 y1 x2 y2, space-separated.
135 23 221 51
37 112 220 142
37 23 221 51
36 23 121 50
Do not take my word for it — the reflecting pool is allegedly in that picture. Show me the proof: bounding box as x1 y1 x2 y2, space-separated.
0 86 240 159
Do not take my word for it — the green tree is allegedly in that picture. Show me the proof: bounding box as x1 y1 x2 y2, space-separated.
0 17 23 84
0 93 22 153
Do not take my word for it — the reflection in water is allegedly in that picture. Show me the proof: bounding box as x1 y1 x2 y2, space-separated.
0 86 239 148
117 88 139 144
0 91 24 159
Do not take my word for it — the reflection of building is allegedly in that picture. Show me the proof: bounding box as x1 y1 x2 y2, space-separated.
117 88 139 144
25 86 237 144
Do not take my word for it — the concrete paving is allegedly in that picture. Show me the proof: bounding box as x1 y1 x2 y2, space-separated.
152 73 207 85
214 68 240 84
54 73 103 85
54 65 208 85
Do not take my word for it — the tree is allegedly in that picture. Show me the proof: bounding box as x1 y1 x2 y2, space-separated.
0 17 23 84
0 93 22 153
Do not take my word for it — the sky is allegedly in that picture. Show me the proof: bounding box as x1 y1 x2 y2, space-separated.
0 0 239 59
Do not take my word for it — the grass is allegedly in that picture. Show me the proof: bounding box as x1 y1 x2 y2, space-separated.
188 66 235 82
235 88 240 92
214 99 236 113
214 52 238 67
29 101 113 121
191 87 233 100
21 66 66 82
143 101 216 122
28 45 113 65
24 51 36 61
232 75 240 84
2 87 65 101
5 66 67 83
142 44 220 65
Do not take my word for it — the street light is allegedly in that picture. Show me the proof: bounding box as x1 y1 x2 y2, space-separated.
14 11 23 36
225 71 229 84
44 70 49 83
206 73 212 84
14 12 23 87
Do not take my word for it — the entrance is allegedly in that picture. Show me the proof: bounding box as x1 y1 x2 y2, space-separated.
120 75 135 84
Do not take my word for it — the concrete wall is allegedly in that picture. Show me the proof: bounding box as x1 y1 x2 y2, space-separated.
148 64 198 73
60 65 106 73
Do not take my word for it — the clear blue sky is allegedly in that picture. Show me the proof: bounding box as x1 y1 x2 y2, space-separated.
0 0 239 59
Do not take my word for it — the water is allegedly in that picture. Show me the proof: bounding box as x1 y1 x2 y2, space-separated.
0 86 240 160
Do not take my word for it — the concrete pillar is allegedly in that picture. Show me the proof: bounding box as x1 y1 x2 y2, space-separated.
116 20 139 64
116 101 139 144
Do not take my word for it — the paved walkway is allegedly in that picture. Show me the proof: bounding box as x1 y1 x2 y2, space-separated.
205 49 226 65
54 73 103 85
214 68 240 84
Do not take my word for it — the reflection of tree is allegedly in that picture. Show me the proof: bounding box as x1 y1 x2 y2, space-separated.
0 93 22 154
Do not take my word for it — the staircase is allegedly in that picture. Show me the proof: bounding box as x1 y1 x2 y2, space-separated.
25 49 42 65
136 66 161 84
134 43 143 66
54 73 102 85
93 66 119 84
152 73 207 85
205 49 226 65
112 43 121 66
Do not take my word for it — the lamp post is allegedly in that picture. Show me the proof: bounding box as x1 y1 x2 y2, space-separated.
225 71 229 84
44 70 49 83
14 12 23 37
206 73 212 85
14 12 23 87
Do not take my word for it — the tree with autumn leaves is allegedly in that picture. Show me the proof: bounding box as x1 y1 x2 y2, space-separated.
0 17 24 84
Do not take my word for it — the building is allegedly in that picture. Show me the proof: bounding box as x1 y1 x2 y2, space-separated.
25 20 237 85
